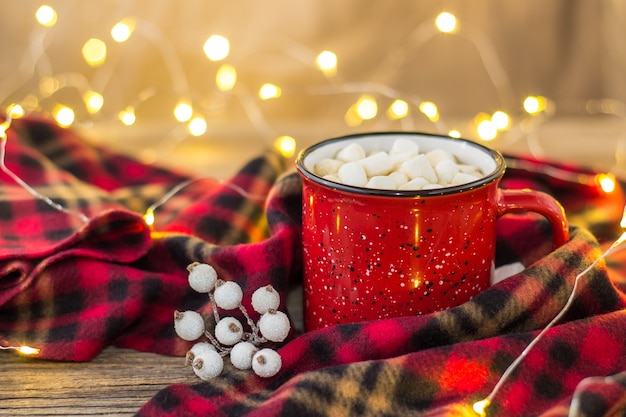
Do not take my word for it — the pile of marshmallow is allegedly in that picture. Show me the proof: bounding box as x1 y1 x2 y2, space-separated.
313 138 485 190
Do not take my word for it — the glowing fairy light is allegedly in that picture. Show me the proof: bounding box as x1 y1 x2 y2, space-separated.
387 99 409 120
53 105 75 127
216 64 237 91
419 101 438 121
448 130 461 138
435 12 457 33
188 116 207 136
596 173 617 193
355 95 378 120
473 206 626 416
82 38 107 67
316 50 337 76
523 95 547 114
203 35 230 61
258 83 282 100
111 18 135 43
491 110 510 130
7 104 24 119
119 107 136 126
274 135 296 158
35 5 57 27
477 119 497 140
143 208 155 227
174 101 193 122
1 344 40 355
83 91 104 114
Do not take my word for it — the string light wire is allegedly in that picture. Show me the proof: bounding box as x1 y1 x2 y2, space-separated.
473 211 626 416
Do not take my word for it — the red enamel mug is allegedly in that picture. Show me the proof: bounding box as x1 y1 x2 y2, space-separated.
296 132 569 331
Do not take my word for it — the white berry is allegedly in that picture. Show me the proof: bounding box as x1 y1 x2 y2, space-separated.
251 285 280 314
258 309 290 342
230 341 258 370
213 280 243 310
186 342 216 366
187 262 218 293
174 310 205 341
214 317 243 346
192 349 224 380
252 348 282 378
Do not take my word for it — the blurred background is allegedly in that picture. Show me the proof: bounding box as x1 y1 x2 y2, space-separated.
1 0 625 179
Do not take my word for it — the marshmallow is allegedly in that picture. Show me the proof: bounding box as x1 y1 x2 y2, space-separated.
366 176 397 190
400 154 438 183
435 158 459 185
314 158 343 177
359 151 394 177
390 138 419 155
398 177 429 190
388 171 409 188
426 149 454 167
337 161 368 187
451 172 480 186
336 143 366 162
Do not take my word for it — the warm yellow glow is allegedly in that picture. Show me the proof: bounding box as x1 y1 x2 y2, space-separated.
419 101 439 121
111 18 135 43
344 105 363 127
621 206 626 229
83 91 104 114
216 64 237 91
258 83 282 100
7 104 25 119
188 116 207 136
0 123 7 139
203 35 230 61
39 76 60 98
174 102 193 122
18 345 40 355
388 99 409 119
477 120 497 141
316 50 338 76
53 105 75 127
82 38 107 67
472 398 490 417
435 12 457 33
595 173 617 193
491 110 510 130
119 107 136 126
35 5 57 27
523 96 547 114
448 130 461 138
274 135 296 158
144 208 155 226
356 95 378 120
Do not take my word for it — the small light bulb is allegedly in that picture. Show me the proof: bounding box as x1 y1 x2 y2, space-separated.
448 130 461 138
472 398 491 417
53 105 75 127
82 38 107 67
7 104 25 119
419 101 438 121
83 91 104 114
174 102 193 122
316 50 337 76
595 173 616 193
274 136 296 158
387 99 409 120
144 208 155 226
258 83 281 100
216 64 237 91
203 35 230 61
18 345 40 355
523 96 547 114
355 95 378 120
188 116 207 136
111 18 135 43
35 5 57 27
119 107 136 126
491 110 510 130
435 12 457 33
477 120 497 141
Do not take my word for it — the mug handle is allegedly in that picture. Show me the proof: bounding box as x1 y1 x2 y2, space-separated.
497 189 570 249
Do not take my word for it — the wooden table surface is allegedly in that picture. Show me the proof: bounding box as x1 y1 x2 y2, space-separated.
1 116 623 416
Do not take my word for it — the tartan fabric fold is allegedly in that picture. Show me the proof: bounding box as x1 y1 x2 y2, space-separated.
1 117 626 416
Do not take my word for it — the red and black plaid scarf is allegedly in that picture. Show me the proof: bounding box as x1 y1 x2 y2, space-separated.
1 117 626 416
